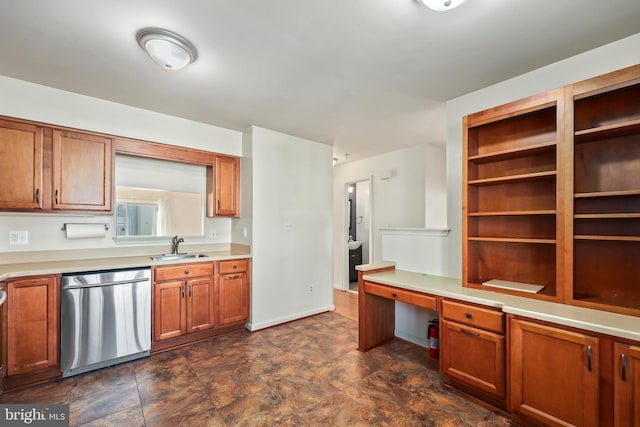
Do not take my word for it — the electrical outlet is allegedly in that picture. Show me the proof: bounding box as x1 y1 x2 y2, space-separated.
308 284 313 293
9 230 28 245
284 223 294 231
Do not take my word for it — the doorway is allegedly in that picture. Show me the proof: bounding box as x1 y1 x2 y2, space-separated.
345 179 372 292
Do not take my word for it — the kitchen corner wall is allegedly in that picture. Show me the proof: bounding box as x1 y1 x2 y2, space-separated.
0 75 242 253
445 32 640 279
245 126 334 330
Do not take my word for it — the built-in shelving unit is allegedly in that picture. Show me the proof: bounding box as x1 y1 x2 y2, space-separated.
463 91 563 301
463 64 640 317
569 71 640 315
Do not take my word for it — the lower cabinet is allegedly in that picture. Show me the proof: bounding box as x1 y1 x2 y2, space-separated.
509 317 600 427
4 275 60 389
153 263 216 346
218 259 250 326
152 259 251 352
614 342 640 427
441 299 506 407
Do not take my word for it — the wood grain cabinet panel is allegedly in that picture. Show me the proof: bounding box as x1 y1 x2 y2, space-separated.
0 119 43 210
207 155 240 217
614 342 640 427
6 275 59 376
52 129 112 211
509 318 599 427
186 277 215 333
364 281 436 310
218 272 249 326
153 280 186 341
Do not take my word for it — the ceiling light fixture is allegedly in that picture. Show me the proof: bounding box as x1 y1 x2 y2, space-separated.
418 0 465 11
136 28 197 71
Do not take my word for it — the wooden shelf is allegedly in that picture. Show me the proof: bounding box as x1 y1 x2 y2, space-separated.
468 170 556 185
575 235 640 242
575 190 640 199
575 213 640 219
574 118 640 143
469 237 556 244
469 210 556 217
468 141 556 164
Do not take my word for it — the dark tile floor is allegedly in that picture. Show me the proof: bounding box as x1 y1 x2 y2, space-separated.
2 312 511 426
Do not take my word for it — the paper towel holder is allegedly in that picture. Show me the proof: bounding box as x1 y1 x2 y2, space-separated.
61 223 110 231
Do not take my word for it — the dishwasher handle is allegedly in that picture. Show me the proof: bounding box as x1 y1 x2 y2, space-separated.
63 277 150 290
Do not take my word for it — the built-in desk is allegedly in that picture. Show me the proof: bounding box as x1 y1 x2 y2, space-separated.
356 262 640 350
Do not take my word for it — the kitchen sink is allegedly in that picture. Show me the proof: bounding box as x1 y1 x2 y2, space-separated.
150 253 209 261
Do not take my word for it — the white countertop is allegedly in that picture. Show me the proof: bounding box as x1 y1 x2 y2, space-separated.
0 247 251 281
362 269 640 342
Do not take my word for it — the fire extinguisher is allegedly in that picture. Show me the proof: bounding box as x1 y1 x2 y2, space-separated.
428 319 439 359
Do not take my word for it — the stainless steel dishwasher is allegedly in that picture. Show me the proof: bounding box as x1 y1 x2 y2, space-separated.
61 267 151 378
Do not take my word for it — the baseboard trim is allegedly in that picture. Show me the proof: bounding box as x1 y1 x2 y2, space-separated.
394 329 428 349
247 305 335 331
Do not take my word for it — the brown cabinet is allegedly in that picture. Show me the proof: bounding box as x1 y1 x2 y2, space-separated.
218 259 250 326
509 317 600 427
6 275 60 378
464 64 640 317
0 117 113 213
463 90 564 302
441 299 506 404
207 154 240 217
153 263 215 344
0 119 43 210
614 342 640 426
52 129 112 211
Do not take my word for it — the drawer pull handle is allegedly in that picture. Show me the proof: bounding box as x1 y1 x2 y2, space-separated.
233 264 238 269
587 345 593 371
55 189 59 205
465 313 473 319
621 353 627 381
460 328 480 337
227 275 240 280
35 188 40 204
181 285 185 298
391 292 397 298
185 270 190 275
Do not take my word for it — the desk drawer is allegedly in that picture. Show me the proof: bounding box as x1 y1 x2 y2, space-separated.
364 281 437 310
154 262 215 282
219 259 249 274
442 299 504 334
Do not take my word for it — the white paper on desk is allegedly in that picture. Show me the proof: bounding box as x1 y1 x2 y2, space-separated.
64 223 107 239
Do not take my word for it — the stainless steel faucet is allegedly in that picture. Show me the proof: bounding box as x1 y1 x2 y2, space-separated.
171 235 184 254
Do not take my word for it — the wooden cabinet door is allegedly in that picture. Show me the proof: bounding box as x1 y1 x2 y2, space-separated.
0 120 43 209
219 272 249 326
214 155 239 216
441 319 505 398
52 129 112 211
153 281 186 342
510 318 600 427
7 276 59 376
614 342 640 427
186 277 215 333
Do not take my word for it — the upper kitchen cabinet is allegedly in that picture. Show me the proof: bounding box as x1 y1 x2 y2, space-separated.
52 129 112 212
207 154 240 217
463 89 565 303
0 119 43 210
0 117 113 213
568 65 640 316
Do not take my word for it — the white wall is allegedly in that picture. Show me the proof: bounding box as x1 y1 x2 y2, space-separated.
0 75 242 253
332 143 446 288
247 127 334 330
445 32 640 279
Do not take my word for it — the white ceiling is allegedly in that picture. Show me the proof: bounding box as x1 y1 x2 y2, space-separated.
1 1 639 162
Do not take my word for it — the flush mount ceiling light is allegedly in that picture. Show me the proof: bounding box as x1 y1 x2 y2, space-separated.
418 0 465 11
136 28 197 70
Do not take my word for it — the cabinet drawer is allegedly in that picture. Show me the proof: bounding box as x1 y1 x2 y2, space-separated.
442 299 504 334
364 281 437 310
154 262 214 282
219 259 249 274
